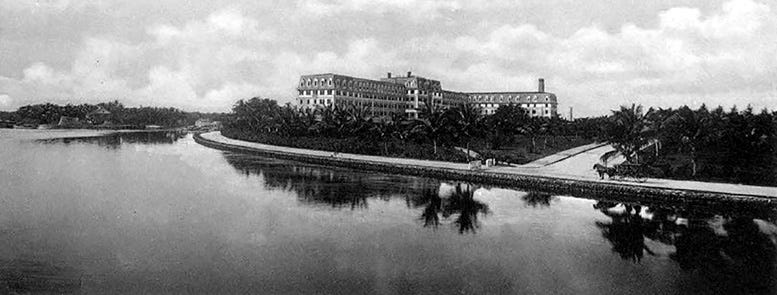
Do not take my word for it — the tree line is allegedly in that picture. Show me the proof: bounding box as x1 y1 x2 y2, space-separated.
222 97 603 163
5 101 226 128
601 104 777 185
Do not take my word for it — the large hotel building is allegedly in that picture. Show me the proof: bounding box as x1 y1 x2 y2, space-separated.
297 72 557 119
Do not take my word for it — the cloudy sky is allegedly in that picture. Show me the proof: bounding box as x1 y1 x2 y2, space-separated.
1 0 776 117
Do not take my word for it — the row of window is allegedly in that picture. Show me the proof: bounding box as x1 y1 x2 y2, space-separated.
300 78 403 93
471 94 551 103
301 98 411 107
479 103 551 108
301 98 554 117
299 85 553 105
481 109 552 115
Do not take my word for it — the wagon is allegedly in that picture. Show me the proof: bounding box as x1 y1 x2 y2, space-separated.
613 163 649 182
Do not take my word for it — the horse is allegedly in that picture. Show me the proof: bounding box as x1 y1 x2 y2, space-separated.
593 163 616 179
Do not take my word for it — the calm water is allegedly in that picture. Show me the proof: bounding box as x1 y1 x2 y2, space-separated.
1 130 776 294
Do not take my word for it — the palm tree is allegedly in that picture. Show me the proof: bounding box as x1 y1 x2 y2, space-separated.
483 104 524 150
662 105 712 176
310 104 346 137
410 103 450 155
343 104 374 137
517 117 548 154
600 104 656 164
452 104 483 161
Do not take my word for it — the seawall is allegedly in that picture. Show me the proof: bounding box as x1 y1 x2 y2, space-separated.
194 132 777 208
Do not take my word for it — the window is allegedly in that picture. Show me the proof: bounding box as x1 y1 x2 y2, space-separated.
306 79 311 86
298 90 303 95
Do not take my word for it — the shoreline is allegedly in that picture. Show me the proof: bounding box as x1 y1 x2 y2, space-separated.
194 132 777 206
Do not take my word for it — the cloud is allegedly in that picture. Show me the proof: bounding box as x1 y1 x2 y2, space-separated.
0 94 10 107
296 0 461 19
0 0 776 117
402 0 777 116
0 8 278 112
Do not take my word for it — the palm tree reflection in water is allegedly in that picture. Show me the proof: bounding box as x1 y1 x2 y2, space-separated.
594 202 656 262
594 200 777 293
522 191 555 208
224 153 491 234
408 184 490 234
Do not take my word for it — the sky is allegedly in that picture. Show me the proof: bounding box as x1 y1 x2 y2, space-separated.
1 0 776 117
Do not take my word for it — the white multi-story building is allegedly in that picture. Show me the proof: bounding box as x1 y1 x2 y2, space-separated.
297 72 557 119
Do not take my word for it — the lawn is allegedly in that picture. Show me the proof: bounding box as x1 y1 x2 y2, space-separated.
471 135 594 165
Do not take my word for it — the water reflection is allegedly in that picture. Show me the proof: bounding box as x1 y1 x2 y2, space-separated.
594 200 777 293
38 130 186 148
224 153 429 210
10 131 777 293
0 259 82 294
594 202 656 262
522 191 556 208
224 153 490 233
406 184 490 233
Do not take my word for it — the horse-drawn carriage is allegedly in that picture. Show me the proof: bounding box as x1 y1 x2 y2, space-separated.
593 163 651 182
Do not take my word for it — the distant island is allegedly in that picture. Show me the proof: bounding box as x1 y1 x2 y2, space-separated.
0 100 226 131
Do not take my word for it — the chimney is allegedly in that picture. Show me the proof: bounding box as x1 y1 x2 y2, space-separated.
387 72 392 78
538 78 545 92
407 71 412 77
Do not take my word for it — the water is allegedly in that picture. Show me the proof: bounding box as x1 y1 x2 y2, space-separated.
1 130 776 294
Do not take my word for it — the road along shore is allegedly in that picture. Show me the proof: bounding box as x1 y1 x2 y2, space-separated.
195 132 777 208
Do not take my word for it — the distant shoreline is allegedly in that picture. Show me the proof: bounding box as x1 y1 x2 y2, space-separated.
193 132 777 207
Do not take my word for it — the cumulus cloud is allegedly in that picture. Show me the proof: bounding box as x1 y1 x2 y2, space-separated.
0 0 776 116
0 94 10 107
409 0 777 115
296 0 461 19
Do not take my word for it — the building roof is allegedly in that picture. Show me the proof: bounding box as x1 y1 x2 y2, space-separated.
87 107 111 115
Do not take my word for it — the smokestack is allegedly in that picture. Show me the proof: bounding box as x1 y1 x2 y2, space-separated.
387 72 392 78
538 78 545 92
407 71 412 77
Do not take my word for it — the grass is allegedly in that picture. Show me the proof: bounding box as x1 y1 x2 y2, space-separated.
221 128 471 163
223 128 594 166
473 135 595 165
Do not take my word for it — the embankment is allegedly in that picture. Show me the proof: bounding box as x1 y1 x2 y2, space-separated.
194 132 777 208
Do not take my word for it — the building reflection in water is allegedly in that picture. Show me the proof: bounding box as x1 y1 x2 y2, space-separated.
38 130 187 149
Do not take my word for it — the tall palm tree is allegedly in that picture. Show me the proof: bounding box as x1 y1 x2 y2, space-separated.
662 105 712 176
453 104 483 161
410 103 450 155
343 104 374 137
517 117 548 154
600 104 656 164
